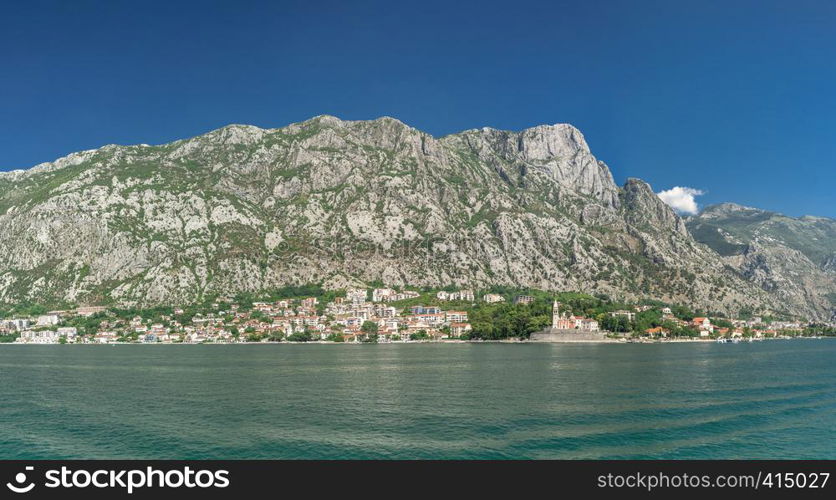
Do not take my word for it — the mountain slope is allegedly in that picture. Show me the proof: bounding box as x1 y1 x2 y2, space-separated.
687 203 836 321
0 116 787 317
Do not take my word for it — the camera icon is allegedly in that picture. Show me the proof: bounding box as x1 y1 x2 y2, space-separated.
6 466 35 494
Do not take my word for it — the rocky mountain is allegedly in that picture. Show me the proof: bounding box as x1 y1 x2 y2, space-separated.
687 203 836 321
0 115 796 317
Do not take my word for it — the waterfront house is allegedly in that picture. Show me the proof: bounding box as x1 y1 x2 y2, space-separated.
18 330 60 344
644 326 669 338
94 332 118 344
450 322 472 337
57 327 78 341
554 316 577 329
692 317 713 334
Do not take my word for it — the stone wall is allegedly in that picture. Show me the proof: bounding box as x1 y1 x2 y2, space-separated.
528 328 614 343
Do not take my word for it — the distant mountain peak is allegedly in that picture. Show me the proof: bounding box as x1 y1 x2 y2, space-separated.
688 202 836 320
702 202 764 214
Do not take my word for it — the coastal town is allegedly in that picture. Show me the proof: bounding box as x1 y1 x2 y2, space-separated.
1 287 832 345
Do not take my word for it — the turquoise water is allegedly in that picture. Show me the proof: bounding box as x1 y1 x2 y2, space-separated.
0 341 834 459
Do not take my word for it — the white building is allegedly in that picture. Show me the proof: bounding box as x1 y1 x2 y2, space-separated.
609 310 636 322
36 314 60 327
18 330 60 344
692 317 714 335
450 322 472 337
5 318 30 331
445 311 468 323
346 289 367 305
438 290 475 302
57 327 77 341
393 291 419 301
94 332 119 344
372 288 396 302
75 306 106 317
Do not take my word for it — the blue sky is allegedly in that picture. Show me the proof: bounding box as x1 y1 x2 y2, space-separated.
2 0 834 217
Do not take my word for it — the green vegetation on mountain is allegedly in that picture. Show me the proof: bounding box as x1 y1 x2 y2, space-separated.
687 203 836 322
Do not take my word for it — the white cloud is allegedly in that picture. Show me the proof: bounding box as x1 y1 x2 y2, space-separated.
656 186 705 215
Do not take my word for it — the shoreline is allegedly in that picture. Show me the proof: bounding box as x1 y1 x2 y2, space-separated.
1 337 831 346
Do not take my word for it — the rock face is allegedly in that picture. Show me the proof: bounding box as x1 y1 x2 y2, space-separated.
687 203 836 321
0 115 795 317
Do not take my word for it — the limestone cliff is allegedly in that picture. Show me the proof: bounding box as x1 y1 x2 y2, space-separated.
0 116 796 318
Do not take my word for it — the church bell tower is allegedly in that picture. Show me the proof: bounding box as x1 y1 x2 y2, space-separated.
552 301 560 329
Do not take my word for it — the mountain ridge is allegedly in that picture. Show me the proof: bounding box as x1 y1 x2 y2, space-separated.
698 202 835 223
687 203 836 321
1 116 595 176
0 115 827 319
